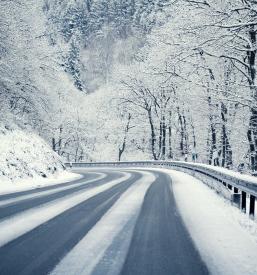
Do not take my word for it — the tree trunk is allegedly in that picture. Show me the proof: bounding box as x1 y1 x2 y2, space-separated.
221 102 232 168
161 115 166 159
182 114 188 155
247 26 257 173
52 137 56 152
207 94 217 165
158 120 162 158
209 123 217 165
118 114 131 161
248 108 257 172
58 127 62 155
147 108 157 160
178 111 184 157
168 111 173 159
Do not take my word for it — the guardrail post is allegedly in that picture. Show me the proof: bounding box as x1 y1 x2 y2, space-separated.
241 191 247 213
249 195 255 217
231 186 240 207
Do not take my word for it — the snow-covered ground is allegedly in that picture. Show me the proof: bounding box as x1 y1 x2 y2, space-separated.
165 169 257 275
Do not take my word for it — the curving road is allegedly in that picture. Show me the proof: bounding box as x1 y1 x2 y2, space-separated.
0 168 209 275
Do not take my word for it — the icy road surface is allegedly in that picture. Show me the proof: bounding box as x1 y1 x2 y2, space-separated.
0 168 256 275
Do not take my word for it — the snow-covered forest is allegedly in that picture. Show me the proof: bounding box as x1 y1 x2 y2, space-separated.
1 0 257 179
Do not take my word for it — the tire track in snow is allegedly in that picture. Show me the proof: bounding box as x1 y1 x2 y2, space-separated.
121 170 208 275
0 172 106 208
0 171 131 248
0 171 121 220
0 173 86 199
50 170 155 275
0 170 142 275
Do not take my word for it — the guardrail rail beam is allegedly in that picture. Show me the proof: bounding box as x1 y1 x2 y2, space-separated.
67 161 257 219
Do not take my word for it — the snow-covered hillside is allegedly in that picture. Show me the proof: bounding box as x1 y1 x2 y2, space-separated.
0 122 65 184
1 0 257 174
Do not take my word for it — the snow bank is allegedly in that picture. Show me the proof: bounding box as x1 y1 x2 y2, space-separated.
0 122 65 185
166 169 257 275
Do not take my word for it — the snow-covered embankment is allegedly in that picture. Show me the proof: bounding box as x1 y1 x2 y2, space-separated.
168 169 257 275
0 123 78 194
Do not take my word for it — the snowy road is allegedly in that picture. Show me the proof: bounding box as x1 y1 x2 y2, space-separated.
0 168 255 275
0 168 208 275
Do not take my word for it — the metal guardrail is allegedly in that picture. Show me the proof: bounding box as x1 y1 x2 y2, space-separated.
66 161 257 217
